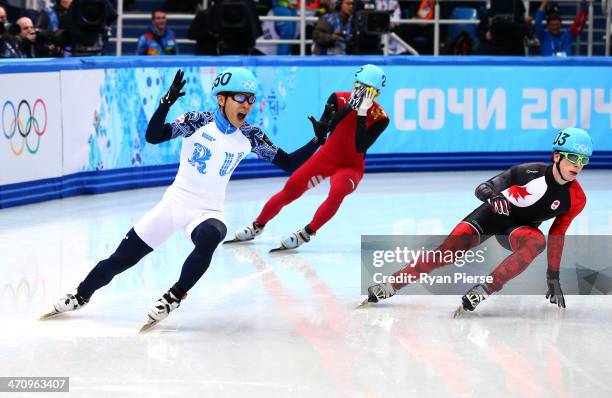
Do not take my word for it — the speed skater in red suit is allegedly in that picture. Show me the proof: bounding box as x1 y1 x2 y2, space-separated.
227 64 390 250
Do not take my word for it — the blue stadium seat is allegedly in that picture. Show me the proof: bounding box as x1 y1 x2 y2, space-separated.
448 7 478 45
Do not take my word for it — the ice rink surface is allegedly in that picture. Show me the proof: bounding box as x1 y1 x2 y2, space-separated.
1 170 611 397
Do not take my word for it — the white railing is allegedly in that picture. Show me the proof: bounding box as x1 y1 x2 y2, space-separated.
112 0 601 56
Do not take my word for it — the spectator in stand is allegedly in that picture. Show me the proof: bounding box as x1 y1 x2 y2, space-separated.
272 0 298 55
312 0 353 55
136 9 179 55
258 0 298 55
535 0 588 56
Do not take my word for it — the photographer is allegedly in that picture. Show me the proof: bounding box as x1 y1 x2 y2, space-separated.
15 17 42 57
312 0 353 55
0 5 23 58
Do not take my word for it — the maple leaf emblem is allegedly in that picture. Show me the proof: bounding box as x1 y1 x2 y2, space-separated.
507 185 531 201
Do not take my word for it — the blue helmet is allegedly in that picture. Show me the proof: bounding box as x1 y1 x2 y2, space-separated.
211 67 258 96
552 127 593 156
354 64 386 91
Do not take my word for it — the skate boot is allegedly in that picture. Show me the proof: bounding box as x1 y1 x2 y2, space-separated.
140 289 184 332
358 282 396 307
453 284 490 318
272 227 312 252
224 222 264 244
40 293 89 319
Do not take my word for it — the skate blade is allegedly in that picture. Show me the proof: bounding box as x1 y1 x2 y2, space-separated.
139 319 160 333
39 310 64 320
356 298 370 309
452 305 466 319
269 244 295 253
223 238 251 245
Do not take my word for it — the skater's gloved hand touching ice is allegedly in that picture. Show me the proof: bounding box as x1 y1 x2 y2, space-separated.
308 103 334 145
161 69 186 106
357 86 377 116
545 270 566 308
487 193 511 216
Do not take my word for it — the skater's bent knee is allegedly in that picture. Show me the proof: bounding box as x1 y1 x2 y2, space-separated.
510 227 546 254
191 219 227 248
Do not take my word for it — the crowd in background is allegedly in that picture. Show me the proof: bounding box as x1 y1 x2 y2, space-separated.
0 0 596 58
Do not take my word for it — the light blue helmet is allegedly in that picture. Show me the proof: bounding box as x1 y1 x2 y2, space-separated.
211 67 258 96
354 64 386 91
552 127 593 156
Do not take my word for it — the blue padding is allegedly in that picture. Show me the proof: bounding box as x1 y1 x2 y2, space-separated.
3 152 612 209
3 55 612 74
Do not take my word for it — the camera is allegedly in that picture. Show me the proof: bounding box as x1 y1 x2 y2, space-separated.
353 1 390 35
208 0 262 54
35 28 69 46
64 0 117 56
348 0 390 54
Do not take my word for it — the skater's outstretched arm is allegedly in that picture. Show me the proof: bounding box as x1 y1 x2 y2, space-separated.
272 95 341 170
272 139 321 172
244 123 323 173
145 70 187 144
145 103 173 144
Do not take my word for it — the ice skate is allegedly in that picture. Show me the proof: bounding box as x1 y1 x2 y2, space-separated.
40 293 89 320
453 284 489 318
270 227 312 252
358 282 396 308
139 289 184 332
224 222 263 244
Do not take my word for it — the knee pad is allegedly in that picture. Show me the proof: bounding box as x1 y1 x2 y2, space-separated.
191 219 227 250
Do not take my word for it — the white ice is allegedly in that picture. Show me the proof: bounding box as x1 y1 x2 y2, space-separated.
1 170 612 398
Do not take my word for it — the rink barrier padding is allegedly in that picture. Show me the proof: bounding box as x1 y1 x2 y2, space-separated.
2 55 612 209
2 151 612 209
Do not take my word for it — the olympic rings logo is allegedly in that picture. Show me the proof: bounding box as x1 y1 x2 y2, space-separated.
240 81 258 91
573 144 590 154
2 99 47 156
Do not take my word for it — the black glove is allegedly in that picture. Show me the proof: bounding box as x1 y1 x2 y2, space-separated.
161 70 186 106
307 103 334 145
545 270 566 308
487 193 511 216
